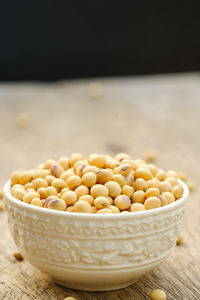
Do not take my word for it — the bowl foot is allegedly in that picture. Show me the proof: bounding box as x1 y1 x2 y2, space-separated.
54 279 137 291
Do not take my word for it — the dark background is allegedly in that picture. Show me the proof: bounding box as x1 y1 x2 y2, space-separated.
0 1 200 81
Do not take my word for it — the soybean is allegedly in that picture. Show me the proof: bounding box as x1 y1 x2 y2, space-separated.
75 185 89 198
94 196 110 209
90 184 109 198
88 154 106 168
74 200 92 213
62 191 77 206
150 289 167 300
144 197 161 210
82 172 97 187
105 181 121 198
114 195 131 210
130 203 145 212
67 175 81 189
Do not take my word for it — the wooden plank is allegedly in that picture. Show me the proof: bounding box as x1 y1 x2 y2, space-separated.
0 74 199 299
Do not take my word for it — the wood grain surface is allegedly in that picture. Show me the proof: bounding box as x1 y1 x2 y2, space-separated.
0 74 200 300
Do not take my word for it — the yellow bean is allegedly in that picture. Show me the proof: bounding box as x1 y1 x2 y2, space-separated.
60 169 75 182
47 199 66 211
24 182 33 190
79 195 94 206
13 251 23 261
90 184 109 198
114 153 131 162
106 159 120 169
146 178 160 189
132 191 145 204
74 161 88 176
91 206 98 213
148 164 158 176
166 170 177 178
176 233 184 245
134 168 153 181
13 188 26 201
144 197 161 210
32 178 48 190
45 175 55 186
32 169 50 180
88 154 106 168
134 159 145 165
96 169 113 184
67 175 81 189
74 200 92 213
61 191 77 206
186 180 195 192
172 185 184 199
82 165 99 174
150 289 167 300
82 172 97 187
19 171 32 185
134 178 147 191
23 192 40 203
46 186 58 197
35 163 45 170
69 153 84 166
107 196 113 205
11 184 25 194
112 174 127 187
60 187 70 195
37 187 46 199
122 185 134 198
159 181 172 193
143 149 157 162
109 205 120 213
105 181 121 198
125 173 134 185
156 170 166 181
58 157 70 170
146 188 160 198
31 198 43 207
165 177 178 187
94 196 110 209
114 195 131 210
50 163 64 178
66 206 75 212
121 159 138 171
26 188 35 193
10 171 21 186
75 185 89 199
44 159 57 169
87 81 102 99
52 178 66 192
97 208 113 214
159 195 168 206
117 163 132 176
0 187 3 199
16 113 29 128
130 203 145 212
161 192 175 204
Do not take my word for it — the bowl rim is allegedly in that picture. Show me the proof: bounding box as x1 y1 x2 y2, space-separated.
4 179 189 219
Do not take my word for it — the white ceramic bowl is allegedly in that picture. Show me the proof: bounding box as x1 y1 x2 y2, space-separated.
4 180 189 291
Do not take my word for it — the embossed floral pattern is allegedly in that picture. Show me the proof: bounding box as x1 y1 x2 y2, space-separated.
5 198 186 268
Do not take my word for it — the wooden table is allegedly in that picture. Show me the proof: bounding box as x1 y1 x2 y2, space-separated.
0 74 200 299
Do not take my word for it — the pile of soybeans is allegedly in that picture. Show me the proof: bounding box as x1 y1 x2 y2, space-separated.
10 153 184 214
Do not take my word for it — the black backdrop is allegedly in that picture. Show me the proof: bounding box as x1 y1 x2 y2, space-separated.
0 1 200 81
